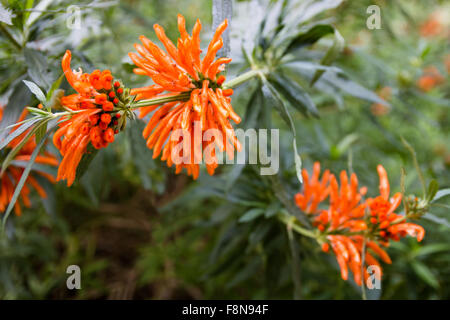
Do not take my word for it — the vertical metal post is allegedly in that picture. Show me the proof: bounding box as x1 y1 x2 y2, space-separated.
212 0 232 58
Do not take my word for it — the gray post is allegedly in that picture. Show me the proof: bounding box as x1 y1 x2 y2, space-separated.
212 0 232 58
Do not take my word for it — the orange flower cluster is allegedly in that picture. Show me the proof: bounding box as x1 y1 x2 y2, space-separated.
53 50 124 186
417 66 445 92
129 14 241 179
0 107 58 215
419 13 443 38
366 165 425 243
370 87 391 116
295 162 425 285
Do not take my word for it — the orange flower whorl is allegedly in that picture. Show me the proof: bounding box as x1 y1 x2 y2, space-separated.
295 162 425 285
53 50 124 186
129 15 241 179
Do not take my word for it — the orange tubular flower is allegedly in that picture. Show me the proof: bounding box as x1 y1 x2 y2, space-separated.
54 50 124 186
294 162 331 214
366 165 425 243
295 162 367 232
294 162 425 285
0 106 58 216
129 14 241 179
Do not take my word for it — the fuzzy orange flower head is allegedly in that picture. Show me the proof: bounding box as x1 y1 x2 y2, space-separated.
295 163 426 286
295 162 367 233
129 15 241 179
54 50 126 186
366 165 425 243
297 164 368 286
1 106 58 216
417 66 445 92
419 13 443 38
294 162 331 215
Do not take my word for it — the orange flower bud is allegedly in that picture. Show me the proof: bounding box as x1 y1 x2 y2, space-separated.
101 113 111 124
95 94 107 104
103 128 115 143
99 122 108 130
102 101 114 112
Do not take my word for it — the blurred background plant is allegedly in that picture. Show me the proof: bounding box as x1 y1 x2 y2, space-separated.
0 0 449 299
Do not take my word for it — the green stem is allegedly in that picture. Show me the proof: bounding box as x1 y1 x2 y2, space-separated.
278 214 316 239
286 222 302 300
401 137 426 197
360 231 368 300
222 69 263 89
130 92 191 109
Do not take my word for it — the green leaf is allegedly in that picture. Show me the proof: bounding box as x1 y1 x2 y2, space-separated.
75 144 100 183
261 81 292 134
283 24 334 55
260 78 302 183
9 160 57 176
318 71 389 105
310 28 344 85
23 48 53 89
295 0 344 24
35 121 47 144
0 116 41 150
1 119 49 174
23 80 46 103
46 89 64 111
432 189 450 203
265 201 281 218
270 72 319 117
426 180 439 203
46 73 65 100
401 137 426 197
23 0 34 25
239 208 265 223
0 84 32 141
127 119 161 190
423 213 450 228
1 129 52 230
411 261 439 289
25 0 54 29
414 244 450 258
0 3 14 25
335 133 359 156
